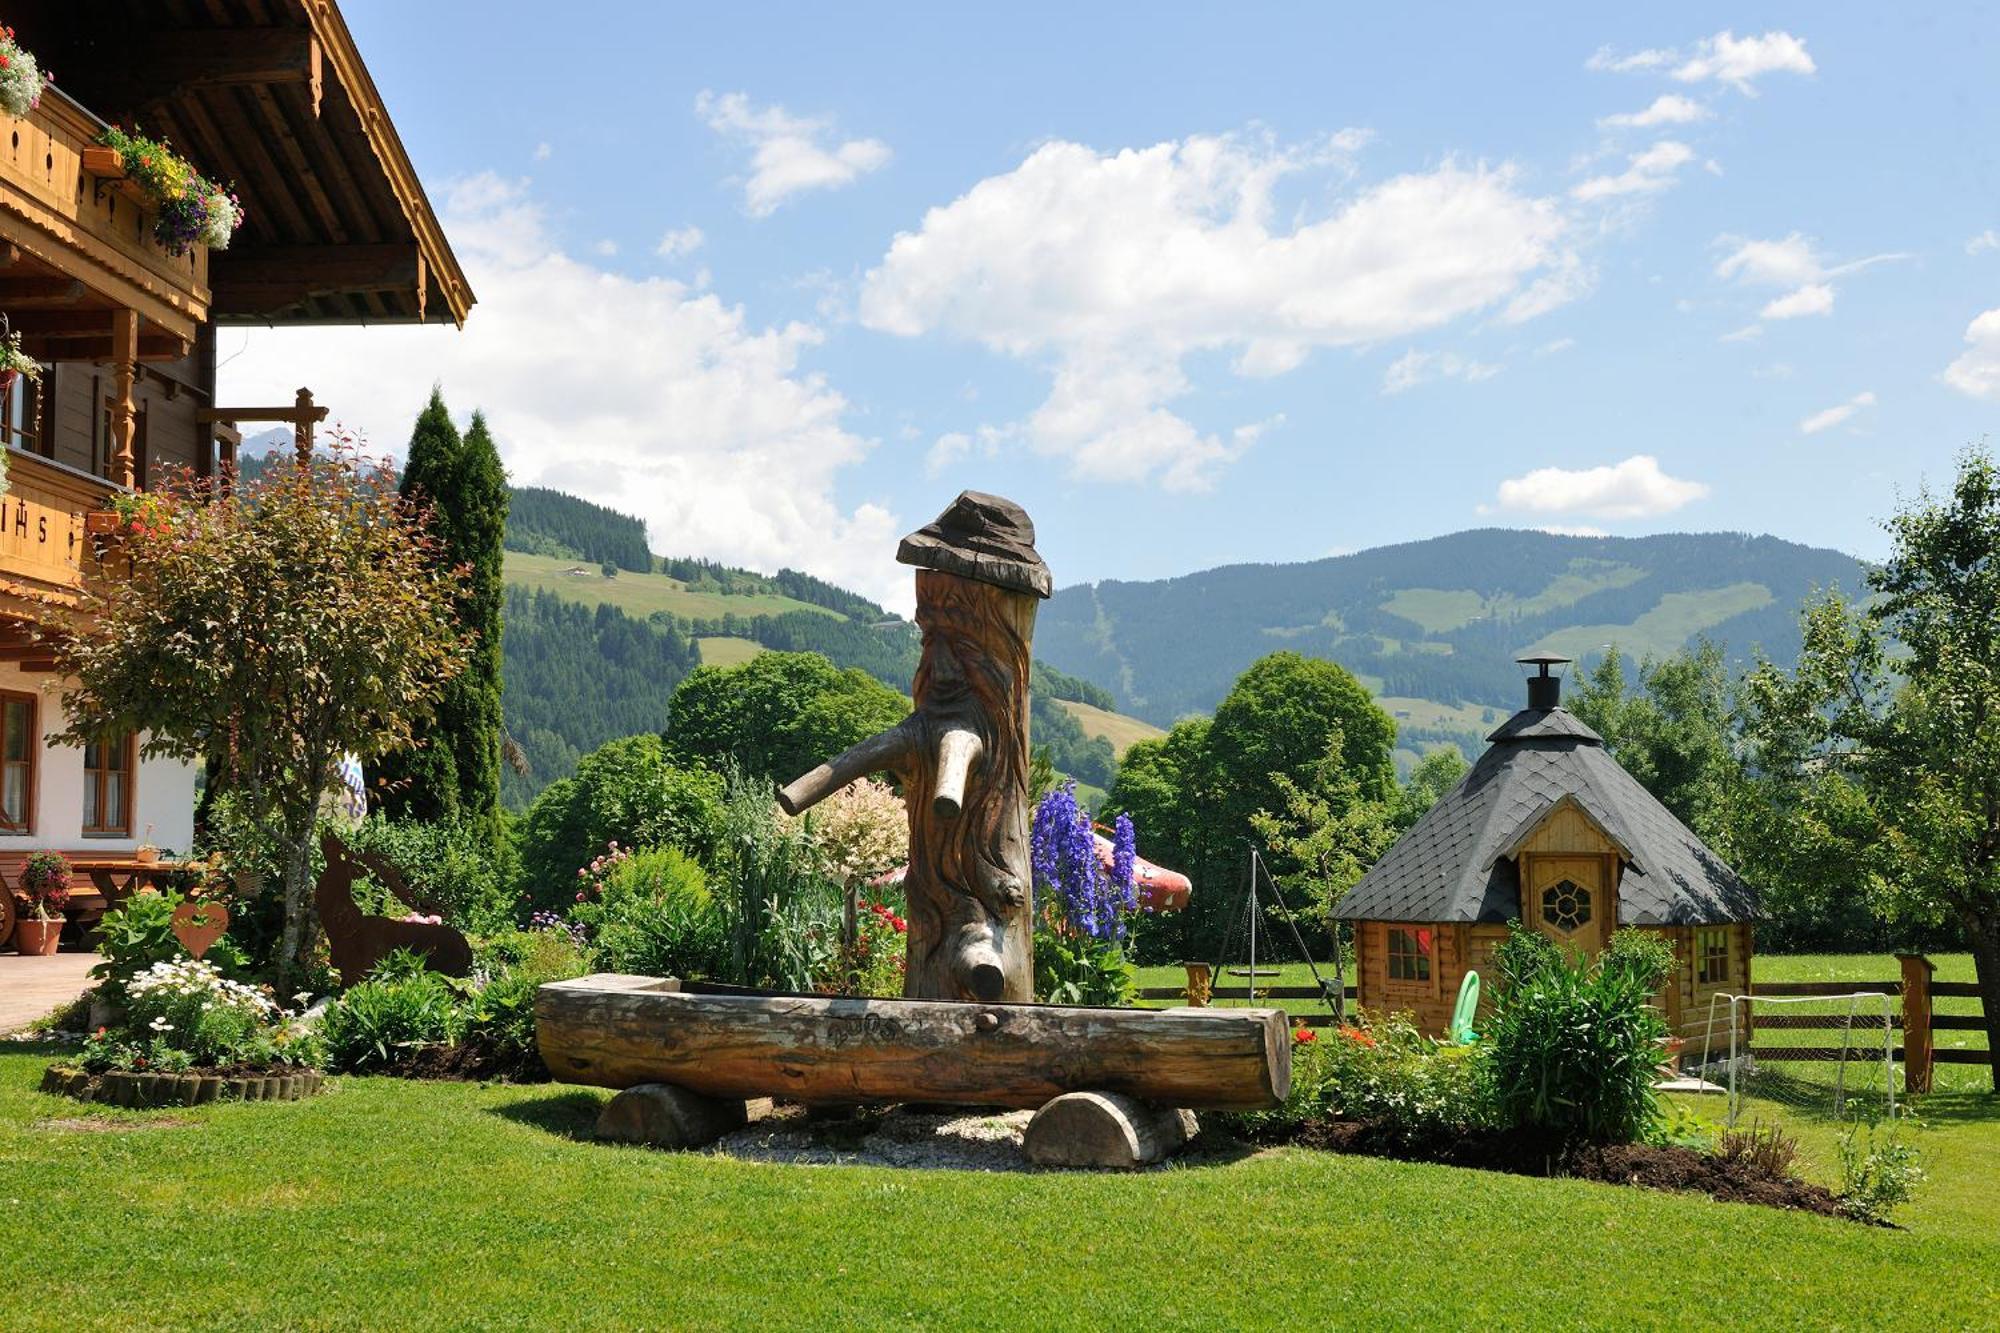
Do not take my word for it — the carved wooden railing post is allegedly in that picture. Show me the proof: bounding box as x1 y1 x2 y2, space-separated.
778 492 1051 1002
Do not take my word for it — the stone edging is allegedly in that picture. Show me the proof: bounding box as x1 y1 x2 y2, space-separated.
41 1065 327 1107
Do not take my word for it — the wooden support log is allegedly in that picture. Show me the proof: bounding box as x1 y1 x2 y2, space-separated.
536 975 1291 1111
595 1083 749 1149
1024 1091 1197 1169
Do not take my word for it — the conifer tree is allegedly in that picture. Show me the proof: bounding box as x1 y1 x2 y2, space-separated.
446 410 508 830
373 388 465 821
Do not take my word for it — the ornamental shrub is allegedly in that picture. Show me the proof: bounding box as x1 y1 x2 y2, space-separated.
1485 936 1668 1143
118 957 318 1069
1837 1120 1925 1223
1219 1013 1493 1144
319 951 467 1072
342 814 518 934
515 735 725 914
89 888 250 997
463 929 589 1076
572 846 730 982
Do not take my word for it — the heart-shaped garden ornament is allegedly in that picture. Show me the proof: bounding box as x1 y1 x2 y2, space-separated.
171 899 229 959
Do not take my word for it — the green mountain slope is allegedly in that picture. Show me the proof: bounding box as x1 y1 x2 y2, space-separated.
1035 530 1870 751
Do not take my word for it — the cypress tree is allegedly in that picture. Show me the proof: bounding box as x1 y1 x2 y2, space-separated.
447 410 508 830
373 387 464 821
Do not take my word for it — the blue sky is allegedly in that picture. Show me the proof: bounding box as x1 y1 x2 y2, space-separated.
225 4 2000 610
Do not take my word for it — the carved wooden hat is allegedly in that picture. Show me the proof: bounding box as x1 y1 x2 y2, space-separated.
897 490 1052 598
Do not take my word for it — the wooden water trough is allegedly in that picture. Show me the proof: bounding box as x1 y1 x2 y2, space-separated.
536 974 1291 1164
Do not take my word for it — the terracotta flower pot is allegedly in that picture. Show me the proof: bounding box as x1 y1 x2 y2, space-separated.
13 916 64 955
134 846 161 865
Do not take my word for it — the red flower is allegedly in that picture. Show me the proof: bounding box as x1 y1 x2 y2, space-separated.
1336 1025 1377 1048
1293 1027 1316 1044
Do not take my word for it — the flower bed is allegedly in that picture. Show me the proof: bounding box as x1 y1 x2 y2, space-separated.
41 1065 325 1107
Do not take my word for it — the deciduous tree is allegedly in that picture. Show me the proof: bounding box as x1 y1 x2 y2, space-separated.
57 440 470 981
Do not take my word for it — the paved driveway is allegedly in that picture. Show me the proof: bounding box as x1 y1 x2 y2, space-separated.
0 949 98 1033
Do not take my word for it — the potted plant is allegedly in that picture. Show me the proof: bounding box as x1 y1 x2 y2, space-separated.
13 851 72 955
91 125 244 256
0 327 42 397
134 824 160 865
0 26 49 119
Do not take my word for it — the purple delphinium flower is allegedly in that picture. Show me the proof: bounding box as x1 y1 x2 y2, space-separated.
1029 782 1142 943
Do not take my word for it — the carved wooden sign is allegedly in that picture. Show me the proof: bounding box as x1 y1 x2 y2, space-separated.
779 492 1050 1002
170 899 229 960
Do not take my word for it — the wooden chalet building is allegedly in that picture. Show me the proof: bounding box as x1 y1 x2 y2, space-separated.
0 2 469 931
1333 657 1758 1039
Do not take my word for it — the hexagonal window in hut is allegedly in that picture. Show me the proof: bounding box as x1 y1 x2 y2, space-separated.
1541 879 1592 932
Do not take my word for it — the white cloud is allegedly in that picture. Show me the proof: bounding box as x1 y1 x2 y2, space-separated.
1719 324 1763 343
1536 337 1576 356
592 238 618 257
532 142 552 162
696 90 890 216
1671 30 1816 93
1571 140 1694 201
1598 94 1709 129
1589 30 1815 95
1968 229 2000 256
1382 348 1500 394
216 172 904 608
656 225 705 258
1760 283 1834 319
1799 390 1876 435
1487 454 1709 520
1942 307 2000 400
860 133 1571 489
1713 232 1904 325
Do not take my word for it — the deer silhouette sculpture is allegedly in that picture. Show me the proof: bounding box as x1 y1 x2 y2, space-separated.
316 830 473 984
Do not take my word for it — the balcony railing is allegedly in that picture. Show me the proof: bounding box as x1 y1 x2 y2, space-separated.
0 447 116 619
0 85 210 333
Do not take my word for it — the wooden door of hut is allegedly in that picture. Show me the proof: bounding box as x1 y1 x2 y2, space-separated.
1523 854 1612 956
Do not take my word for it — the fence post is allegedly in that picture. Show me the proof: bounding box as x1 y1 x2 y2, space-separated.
1897 952 1934 1096
1182 961 1213 1008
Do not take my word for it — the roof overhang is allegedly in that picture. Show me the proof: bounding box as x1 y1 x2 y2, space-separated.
9 0 472 328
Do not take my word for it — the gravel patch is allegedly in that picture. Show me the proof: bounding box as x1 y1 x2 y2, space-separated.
710 1105 1038 1172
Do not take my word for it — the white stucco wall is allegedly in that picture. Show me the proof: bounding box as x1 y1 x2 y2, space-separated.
0 663 198 855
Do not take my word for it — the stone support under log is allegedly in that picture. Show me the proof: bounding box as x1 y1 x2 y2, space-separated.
594 1082 750 1149
1023 1091 1198 1169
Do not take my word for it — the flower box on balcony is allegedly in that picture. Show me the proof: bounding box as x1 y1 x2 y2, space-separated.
83 510 123 536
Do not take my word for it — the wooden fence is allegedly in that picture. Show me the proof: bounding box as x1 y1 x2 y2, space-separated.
1140 953 1990 1095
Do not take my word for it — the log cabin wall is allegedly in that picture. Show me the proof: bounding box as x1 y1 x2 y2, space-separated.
1355 919 1467 1034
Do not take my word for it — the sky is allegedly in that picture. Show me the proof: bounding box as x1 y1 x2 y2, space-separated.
220 4 2000 612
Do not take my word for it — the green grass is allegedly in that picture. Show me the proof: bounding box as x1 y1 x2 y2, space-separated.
4 1045 1994 1331
697 635 767 667
504 551 838 622
1378 561 1650 634
1055 698 1165 757
1521 582 1775 662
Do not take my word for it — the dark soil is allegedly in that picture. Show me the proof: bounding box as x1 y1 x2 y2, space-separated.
372 1040 548 1084
1280 1120 1857 1221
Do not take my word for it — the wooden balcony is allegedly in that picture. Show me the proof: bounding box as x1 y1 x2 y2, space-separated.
0 85 210 351
0 447 115 626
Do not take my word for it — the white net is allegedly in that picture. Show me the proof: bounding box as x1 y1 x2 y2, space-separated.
1686 991 1898 1128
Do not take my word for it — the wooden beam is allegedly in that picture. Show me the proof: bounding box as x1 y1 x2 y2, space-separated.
0 277 88 308
19 335 189 362
535 975 1292 1111
209 243 422 316
117 29 324 114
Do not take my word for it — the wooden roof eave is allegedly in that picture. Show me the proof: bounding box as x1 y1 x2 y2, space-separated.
302 1 472 328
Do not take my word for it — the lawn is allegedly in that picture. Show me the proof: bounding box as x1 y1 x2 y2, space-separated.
6 952 1994 1329
3 1047 1994 1331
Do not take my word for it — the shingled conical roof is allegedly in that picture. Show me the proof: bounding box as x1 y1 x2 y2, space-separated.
1332 704 1756 926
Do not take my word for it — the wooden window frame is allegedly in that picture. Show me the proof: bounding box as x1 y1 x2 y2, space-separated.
1696 926 1730 986
1385 924 1436 990
81 732 136 838
0 689 37 834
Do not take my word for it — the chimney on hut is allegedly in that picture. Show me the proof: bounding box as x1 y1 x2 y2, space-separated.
1517 654 1572 711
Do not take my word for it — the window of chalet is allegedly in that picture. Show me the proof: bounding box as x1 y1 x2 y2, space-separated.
82 734 134 837
1 366 43 454
1697 927 1729 986
0 691 35 832
1387 926 1433 983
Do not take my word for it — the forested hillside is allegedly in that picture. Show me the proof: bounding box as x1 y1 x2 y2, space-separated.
1037 529 1869 757
506 488 652 571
